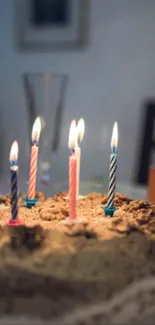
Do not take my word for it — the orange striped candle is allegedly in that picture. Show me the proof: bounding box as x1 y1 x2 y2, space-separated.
28 117 41 199
68 120 77 219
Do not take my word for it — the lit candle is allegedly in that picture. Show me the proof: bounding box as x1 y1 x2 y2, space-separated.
75 118 85 198
28 117 41 200
9 141 19 223
107 122 118 207
68 120 77 219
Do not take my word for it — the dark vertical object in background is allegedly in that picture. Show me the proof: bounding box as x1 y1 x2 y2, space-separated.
136 101 155 184
52 75 69 152
23 75 36 139
31 0 70 26
23 73 69 154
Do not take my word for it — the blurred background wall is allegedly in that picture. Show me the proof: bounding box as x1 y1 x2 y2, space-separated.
0 0 155 192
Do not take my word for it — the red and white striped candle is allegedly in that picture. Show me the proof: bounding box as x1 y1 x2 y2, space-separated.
28 117 41 199
68 120 77 219
75 118 85 198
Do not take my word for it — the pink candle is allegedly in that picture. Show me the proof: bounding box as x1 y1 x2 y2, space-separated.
74 146 81 198
75 118 85 198
68 120 77 219
28 117 41 199
69 154 77 219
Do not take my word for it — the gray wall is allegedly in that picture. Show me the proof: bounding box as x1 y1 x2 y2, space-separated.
0 0 155 191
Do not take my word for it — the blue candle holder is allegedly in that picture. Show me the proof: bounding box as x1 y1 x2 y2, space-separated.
102 206 118 217
24 198 39 209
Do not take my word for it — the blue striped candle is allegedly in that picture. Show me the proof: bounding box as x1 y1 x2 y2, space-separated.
10 167 18 220
107 122 118 207
9 141 19 221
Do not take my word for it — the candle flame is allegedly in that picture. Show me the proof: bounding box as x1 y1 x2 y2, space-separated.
77 118 85 144
111 121 118 150
68 120 77 151
31 117 42 143
10 141 18 162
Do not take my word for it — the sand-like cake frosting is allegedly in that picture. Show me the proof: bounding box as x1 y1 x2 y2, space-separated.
0 191 154 240
0 192 154 322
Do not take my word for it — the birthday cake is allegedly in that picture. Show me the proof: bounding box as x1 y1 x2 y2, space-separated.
0 191 155 324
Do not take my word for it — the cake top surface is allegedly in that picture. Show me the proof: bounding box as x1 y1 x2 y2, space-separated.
0 191 154 240
0 192 154 322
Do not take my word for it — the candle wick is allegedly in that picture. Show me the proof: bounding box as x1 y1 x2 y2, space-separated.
10 160 18 166
32 141 38 146
112 146 117 154
70 148 75 155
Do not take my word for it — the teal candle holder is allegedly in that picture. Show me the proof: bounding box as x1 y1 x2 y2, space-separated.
102 206 118 217
24 198 39 209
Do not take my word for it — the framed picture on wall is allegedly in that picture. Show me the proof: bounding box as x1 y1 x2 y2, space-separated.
14 0 89 50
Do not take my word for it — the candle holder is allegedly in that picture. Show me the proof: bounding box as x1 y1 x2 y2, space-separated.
77 195 86 200
24 198 39 209
8 219 21 226
102 206 118 217
63 195 86 200
62 216 87 225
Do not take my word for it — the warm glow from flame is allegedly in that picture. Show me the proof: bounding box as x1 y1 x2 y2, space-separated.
31 117 42 143
68 120 77 151
77 118 85 144
10 141 18 162
111 122 118 150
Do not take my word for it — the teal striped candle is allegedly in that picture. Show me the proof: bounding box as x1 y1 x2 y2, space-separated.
107 122 118 207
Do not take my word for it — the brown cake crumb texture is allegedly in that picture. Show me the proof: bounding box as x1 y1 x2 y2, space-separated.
0 192 154 322
0 191 154 241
